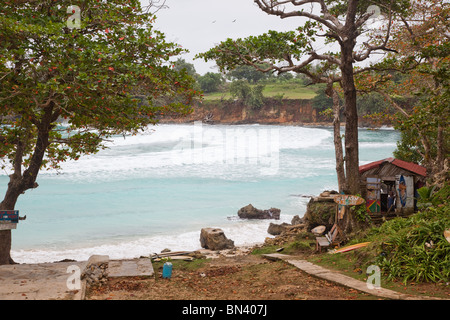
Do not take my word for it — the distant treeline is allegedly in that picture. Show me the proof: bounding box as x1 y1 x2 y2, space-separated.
174 59 413 118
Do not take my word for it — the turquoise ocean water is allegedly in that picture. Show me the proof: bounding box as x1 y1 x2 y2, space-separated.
0 124 399 263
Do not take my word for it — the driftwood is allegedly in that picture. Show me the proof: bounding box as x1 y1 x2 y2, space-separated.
150 251 194 259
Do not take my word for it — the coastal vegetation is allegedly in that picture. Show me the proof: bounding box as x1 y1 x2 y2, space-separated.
85 189 449 300
197 0 414 196
0 0 200 264
0 1 447 303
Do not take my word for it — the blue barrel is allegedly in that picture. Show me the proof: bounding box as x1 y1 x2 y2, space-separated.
162 262 173 279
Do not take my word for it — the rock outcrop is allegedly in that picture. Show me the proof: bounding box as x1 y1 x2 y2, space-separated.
291 215 303 225
81 255 109 287
264 224 307 247
267 222 291 236
238 204 281 220
200 228 235 250
302 197 336 230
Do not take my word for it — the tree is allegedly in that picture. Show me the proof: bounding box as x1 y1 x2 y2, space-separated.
229 80 265 109
357 0 449 186
197 72 224 93
197 0 409 195
230 80 252 102
227 65 269 83
0 0 200 264
311 84 335 112
174 58 199 79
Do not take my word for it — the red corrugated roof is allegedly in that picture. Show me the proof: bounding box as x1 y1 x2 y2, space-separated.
359 157 426 176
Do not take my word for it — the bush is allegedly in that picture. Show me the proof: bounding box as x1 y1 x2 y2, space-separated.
371 205 450 284
229 80 265 109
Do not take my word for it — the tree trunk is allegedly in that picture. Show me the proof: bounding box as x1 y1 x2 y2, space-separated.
0 176 25 265
0 230 14 265
0 123 50 265
340 40 360 195
327 83 347 193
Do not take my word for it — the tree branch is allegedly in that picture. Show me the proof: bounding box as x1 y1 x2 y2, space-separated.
254 0 340 33
354 0 395 62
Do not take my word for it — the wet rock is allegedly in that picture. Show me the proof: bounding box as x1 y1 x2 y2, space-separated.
238 204 280 220
267 222 290 235
200 228 235 250
291 215 303 225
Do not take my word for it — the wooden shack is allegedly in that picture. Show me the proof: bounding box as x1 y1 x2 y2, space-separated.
359 158 427 216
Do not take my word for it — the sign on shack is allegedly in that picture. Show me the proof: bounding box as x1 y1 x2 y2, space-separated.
0 210 22 230
333 195 365 206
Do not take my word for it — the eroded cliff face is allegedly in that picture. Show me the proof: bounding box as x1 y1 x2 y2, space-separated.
160 98 322 125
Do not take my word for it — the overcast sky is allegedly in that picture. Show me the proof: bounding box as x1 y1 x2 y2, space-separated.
152 0 309 75
150 0 385 75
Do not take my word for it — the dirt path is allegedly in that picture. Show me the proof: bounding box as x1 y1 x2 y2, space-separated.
86 255 376 300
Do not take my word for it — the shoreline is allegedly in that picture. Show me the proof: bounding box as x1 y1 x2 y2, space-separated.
9 242 266 266
9 220 285 265
158 120 395 130
4 124 398 266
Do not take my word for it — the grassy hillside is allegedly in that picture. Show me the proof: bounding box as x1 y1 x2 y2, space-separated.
203 81 318 101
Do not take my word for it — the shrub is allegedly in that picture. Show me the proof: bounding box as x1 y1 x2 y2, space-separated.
372 205 450 283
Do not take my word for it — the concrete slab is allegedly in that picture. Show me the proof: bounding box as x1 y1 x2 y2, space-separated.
0 257 153 300
0 261 86 300
108 258 154 278
261 253 292 261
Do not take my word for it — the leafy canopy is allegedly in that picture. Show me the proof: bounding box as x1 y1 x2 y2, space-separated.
0 0 200 171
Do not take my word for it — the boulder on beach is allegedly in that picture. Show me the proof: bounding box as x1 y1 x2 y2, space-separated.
200 228 235 251
267 222 290 236
237 204 281 220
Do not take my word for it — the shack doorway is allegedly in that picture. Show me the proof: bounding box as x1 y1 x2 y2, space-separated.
380 180 396 213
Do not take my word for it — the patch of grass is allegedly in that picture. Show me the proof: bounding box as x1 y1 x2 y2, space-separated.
308 249 450 299
202 92 232 101
263 83 317 99
283 240 315 255
250 245 279 255
152 258 211 273
203 81 318 101
306 203 450 299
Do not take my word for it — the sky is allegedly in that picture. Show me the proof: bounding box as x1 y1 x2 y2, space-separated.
152 0 309 75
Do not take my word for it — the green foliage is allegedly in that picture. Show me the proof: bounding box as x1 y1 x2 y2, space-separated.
311 85 333 112
0 0 200 173
326 0 411 17
417 183 450 208
197 72 223 93
371 205 450 284
357 93 393 115
430 184 450 206
379 1 450 176
196 29 314 73
226 65 268 83
392 130 424 165
230 80 252 101
173 58 199 79
229 80 265 109
351 201 371 224
416 186 437 209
